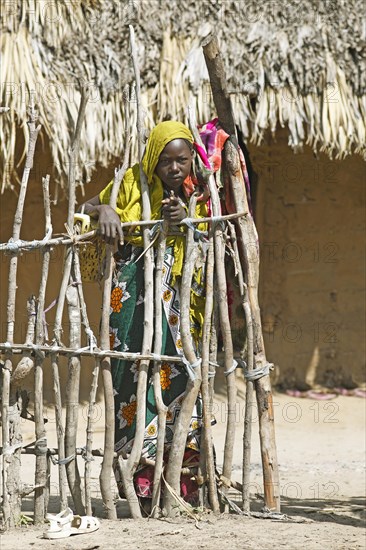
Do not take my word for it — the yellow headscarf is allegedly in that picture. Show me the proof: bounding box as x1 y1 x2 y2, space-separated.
99 121 208 282
142 121 194 184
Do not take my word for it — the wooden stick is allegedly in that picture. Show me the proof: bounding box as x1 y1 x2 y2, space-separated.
65 268 85 515
0 343 186 363
34 175 52 524
202 33 280 512
64 85 89 516
50 351 68 511
84 357 100 516
209 173 236 512
200 35 236 138
99 89 131 521
151 219 168 516
163 195 202 517
190 94 238 513
201 236 220 512
115 25 154 519
0 212 246 252
71 251 98 516
225 140 280 511
53 249 73 346
49 118 78 513
98 249 118 519
44 454 52 514
5 390 23 525
227 221 254 511
187 109 219 512
67 85 89 228
189 110 236 509
1 100 41 529
33 242 67 516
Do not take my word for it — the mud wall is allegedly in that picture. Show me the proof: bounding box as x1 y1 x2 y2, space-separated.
247 129 365 389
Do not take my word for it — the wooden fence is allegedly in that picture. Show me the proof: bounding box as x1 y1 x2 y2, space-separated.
0 29 280 529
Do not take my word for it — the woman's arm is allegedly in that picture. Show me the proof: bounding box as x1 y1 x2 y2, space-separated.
79 195 123 245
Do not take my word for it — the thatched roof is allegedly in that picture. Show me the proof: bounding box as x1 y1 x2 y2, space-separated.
1 0 365 193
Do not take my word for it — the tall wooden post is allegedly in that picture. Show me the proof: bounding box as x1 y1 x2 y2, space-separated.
202 33 280 512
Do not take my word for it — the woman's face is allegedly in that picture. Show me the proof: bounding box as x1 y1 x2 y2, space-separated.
155 139 193 193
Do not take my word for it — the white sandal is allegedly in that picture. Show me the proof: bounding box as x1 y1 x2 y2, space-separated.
70 515 100 535
43 508 100 539
43 507 73 539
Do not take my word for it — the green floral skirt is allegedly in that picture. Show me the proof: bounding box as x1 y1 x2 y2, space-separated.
110 245 203 498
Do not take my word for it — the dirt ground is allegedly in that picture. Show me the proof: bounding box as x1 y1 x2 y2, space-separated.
0 376 365 550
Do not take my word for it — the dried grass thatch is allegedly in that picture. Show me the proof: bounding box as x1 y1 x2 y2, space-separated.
1 0 365 192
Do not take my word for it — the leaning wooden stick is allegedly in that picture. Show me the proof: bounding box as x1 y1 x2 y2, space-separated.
51 253 87 511
34 175 52 524
65 269 85 517
50 351 68 511
5 295 36 524
151 218 169 515
1 101 41 529
227 221 254 511
99 102 130 520
186 110 220 511
202 33 280 512
72 252 98 516
64 85 89 516
200 235 220 512
98 248 118 519
48 181 71 511
188 109 236 509
115 25 154 519
209 174 237 511
163 195 202 517
67 85 89 230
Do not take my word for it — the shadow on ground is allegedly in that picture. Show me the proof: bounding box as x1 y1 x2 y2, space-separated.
21 493 365 529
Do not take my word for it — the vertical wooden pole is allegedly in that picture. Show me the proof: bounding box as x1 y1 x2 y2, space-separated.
227 221 254 511
71 250 98 516
151 220 168 515
163 195 202 517
65 274 85 515
99 251 118 519
114 25 154 519
225 140 280 511
208 174 236 510
6 298 36 523
99 105 130 520
200 236 220 512
188 108 237 509
51 252 73 513
64 85 89 516
2 101 40 528
50 352 68 511
84 357 100 516
202 33 280 512
34 175 52 523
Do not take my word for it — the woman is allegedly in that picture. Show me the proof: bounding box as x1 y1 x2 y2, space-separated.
81 121 209 507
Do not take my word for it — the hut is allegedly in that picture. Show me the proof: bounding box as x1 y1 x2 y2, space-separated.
1 0 365 392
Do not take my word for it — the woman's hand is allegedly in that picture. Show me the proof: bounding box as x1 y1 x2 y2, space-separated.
96 204 123 245
161 195 186 223
79 195 123 245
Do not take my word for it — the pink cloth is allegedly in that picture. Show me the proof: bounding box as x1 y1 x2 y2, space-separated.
133 449 200 503
198 118 253 214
